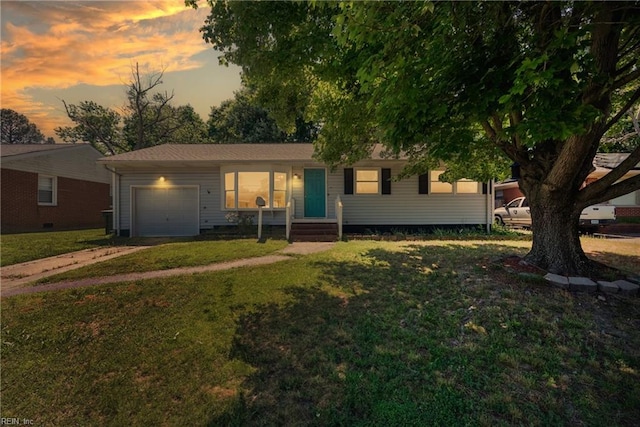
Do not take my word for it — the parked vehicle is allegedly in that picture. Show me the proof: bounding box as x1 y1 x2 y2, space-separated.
494 197 616 228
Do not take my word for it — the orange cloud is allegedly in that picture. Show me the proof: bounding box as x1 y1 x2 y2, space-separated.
1 1 215 136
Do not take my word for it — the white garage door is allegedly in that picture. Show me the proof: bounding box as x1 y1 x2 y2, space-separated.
133 187 199 237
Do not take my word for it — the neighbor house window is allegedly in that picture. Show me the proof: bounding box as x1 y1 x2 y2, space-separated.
223 170 287 209
38 175 56 205
356 169 379 194
430 171 453 193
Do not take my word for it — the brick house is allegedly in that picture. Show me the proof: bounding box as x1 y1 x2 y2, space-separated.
495 153 640 219
1 144 111 233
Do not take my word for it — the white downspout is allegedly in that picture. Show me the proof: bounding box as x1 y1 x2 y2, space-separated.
104 165 121 236
486 180 493 233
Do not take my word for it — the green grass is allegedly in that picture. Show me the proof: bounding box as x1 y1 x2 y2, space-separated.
0 229 114 267
35 239 289 284
2 240 639 426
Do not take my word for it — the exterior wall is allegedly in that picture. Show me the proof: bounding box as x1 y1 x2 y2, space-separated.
1 168 111 233
116 162 491 235
117 167 290 234
1 145 110 184
293 162 488 226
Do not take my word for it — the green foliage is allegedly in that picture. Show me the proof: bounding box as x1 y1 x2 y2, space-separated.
123 103 209 148
208 87 319 143
57 65 210 154
191 0 640 275
208 88 284 143
55 101 125 154
0 109 46 144
191 1 639 177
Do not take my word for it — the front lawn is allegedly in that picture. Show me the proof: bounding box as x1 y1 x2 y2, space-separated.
34 239 289 284
2 239 639 425
0 228 113 267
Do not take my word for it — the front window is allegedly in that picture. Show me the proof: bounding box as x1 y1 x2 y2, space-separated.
224 172 236 209
430 171 453 193
224 170 287 209
238 172 269 208
430 171 480 194
38 175 56 205
456 179 480 194
356 169 379 194
273 172 287 208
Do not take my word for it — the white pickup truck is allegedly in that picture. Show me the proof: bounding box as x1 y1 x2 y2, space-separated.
494 197 616 228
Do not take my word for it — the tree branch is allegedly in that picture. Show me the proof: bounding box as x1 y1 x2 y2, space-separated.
579 174 640 208
577 144 640 206
602 87 640 134
613 67 640 91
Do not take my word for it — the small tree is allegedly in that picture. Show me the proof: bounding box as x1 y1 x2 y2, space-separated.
56 101 125 155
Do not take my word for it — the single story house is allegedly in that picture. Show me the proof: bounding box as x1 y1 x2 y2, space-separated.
1 144 111 233
97 144 494 239
495 153 640 218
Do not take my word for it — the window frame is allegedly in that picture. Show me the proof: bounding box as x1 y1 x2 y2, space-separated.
221 168 289 210
355 168 381 195
429 170 481 195
37 174 57 206
429 170 453 194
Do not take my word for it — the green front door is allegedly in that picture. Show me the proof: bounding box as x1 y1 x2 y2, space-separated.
304 169 326 218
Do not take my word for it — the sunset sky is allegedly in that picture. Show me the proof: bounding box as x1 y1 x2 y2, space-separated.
0 0 243 139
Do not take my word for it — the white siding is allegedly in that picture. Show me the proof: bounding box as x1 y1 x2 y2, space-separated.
2 145 110 183
118 168 289 232
292 162 487 225
116 161 489 233
333 163 487 226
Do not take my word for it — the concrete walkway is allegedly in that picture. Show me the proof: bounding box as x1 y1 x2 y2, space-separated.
1 242 335 298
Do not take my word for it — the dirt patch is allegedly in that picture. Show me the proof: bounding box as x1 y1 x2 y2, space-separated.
500 255 547 276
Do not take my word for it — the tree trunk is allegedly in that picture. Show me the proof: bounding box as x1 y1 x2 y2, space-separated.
523 189 593 276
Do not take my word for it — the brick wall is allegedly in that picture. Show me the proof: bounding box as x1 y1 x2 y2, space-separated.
502 187 524 204
1 168 110 233
616 207 640 218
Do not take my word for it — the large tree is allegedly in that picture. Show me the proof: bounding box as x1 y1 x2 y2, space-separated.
208 88 318 143
189 0 640 275
1 109 46 144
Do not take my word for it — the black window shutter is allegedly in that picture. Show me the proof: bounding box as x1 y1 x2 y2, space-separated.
381 168 391 194
482 182 488 194
418 173 429 194
344 168 354 194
